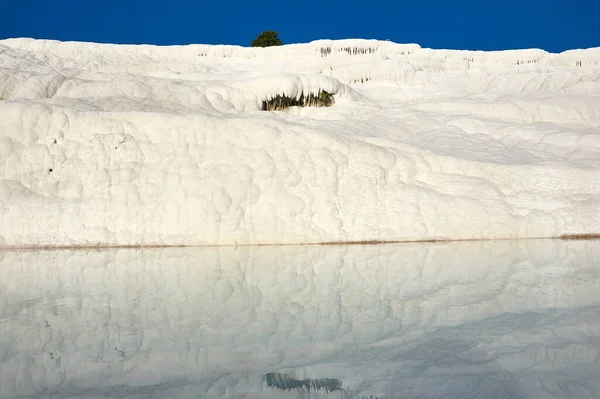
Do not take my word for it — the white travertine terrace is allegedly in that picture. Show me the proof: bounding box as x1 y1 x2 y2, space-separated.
0 38 599 246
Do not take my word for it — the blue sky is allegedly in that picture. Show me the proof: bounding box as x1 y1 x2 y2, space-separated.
2 0 598 52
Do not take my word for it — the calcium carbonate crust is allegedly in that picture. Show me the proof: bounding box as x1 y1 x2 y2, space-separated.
0 38 599 246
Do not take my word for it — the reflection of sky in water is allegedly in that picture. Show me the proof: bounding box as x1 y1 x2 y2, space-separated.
1 240 599 398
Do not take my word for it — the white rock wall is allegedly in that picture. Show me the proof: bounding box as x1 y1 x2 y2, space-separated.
0 39 599 246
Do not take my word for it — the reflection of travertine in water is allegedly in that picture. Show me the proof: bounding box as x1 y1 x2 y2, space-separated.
0 240 599 398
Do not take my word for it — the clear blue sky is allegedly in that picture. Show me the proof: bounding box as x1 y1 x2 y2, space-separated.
2 0 598 52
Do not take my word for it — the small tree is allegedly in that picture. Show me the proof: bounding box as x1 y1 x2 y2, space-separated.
251 30 283 47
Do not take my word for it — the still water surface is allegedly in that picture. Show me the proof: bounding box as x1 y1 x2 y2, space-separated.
1 239 600 398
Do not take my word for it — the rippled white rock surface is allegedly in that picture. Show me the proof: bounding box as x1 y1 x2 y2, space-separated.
1 39 599 245
1 239 599 398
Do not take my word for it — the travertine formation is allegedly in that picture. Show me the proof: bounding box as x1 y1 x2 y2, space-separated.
0 39 599 246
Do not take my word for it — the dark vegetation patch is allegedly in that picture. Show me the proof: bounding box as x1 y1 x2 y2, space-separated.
264 372 341 392
262 90 334 111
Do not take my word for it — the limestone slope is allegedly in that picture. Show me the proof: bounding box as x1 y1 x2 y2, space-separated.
0 39 599 246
